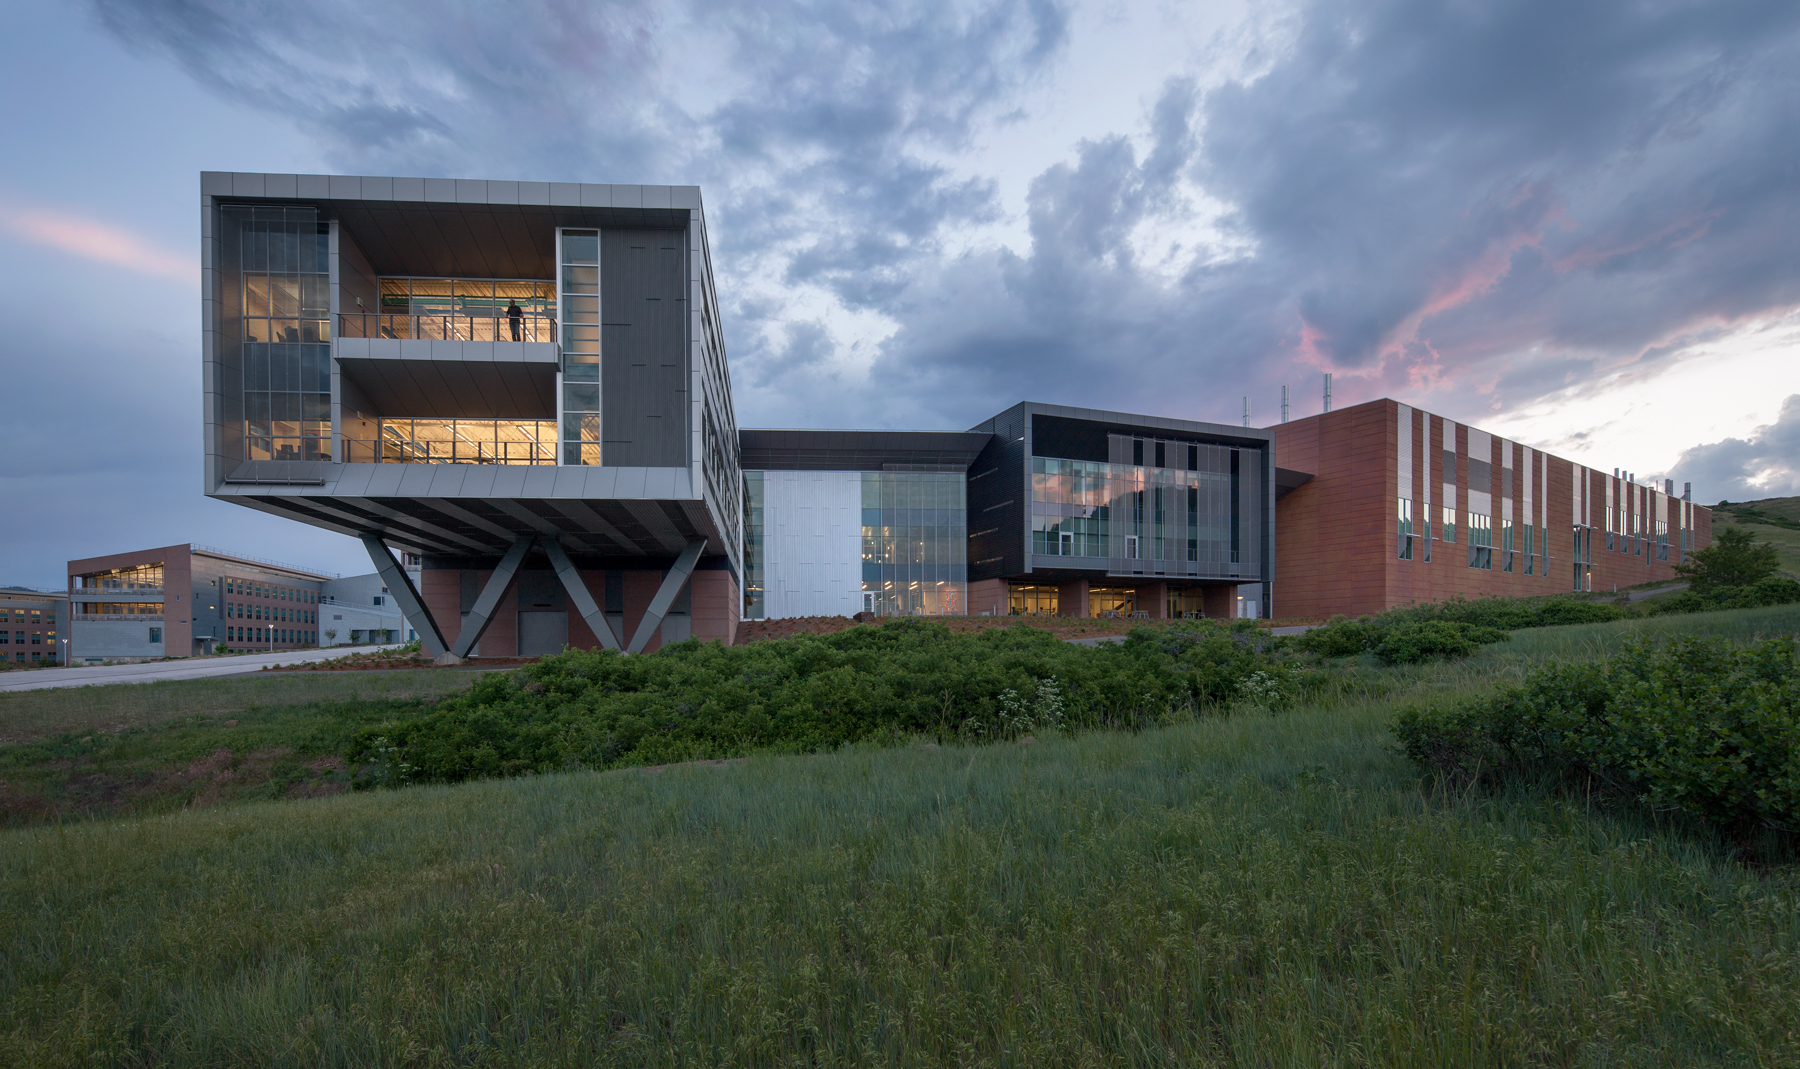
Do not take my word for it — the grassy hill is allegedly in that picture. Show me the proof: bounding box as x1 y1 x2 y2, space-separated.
2 607 1799 1065
1714 495 1800 578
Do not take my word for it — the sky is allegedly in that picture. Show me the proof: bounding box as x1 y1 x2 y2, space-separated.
2 0 1797 587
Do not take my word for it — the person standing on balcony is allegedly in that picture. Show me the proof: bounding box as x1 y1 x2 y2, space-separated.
507 299 523 341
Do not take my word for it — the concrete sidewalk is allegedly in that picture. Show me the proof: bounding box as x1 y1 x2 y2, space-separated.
0 645 405 693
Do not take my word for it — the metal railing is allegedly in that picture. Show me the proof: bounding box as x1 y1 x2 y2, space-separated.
68 586 164 597
341 437 556 465
72 613 166 622
337 312 558 344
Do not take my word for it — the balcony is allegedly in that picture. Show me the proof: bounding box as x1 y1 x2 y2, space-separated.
338 312 557 344
343 418 558 465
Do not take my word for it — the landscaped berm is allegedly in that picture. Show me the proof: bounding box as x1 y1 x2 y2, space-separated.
2 591 1799 1063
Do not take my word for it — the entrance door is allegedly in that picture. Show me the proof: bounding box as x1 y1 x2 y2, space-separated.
517 611 568 657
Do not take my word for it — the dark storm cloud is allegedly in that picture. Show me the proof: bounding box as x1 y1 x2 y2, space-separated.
90 0 1799 454
876 0 1800 430
1663 395 1800 503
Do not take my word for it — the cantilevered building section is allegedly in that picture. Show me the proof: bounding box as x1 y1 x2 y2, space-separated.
200 173 741 658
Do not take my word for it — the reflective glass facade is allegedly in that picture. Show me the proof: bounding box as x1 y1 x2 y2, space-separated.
1030 448 1254 575
860 472 967 616
743 471 765 618
560 230 600 464
341 419 558 465
219 205 332 462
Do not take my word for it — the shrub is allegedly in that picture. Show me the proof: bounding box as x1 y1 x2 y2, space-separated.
348 619 1322 785
1296 616 1374 657
1371 621 1509 665
1392 636 1800 833
1677 526 1781 593
1648 576 1800 616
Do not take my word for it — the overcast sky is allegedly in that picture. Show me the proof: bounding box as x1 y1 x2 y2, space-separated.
2 0 1797 586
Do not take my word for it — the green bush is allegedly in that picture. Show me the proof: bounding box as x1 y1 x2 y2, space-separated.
1371 621 1509 665
1677 525 1781 593
1648 575 1800 616
1296 611 1512 663
1385 594 1626 630
1295 616 1374 657
349 620 1320 785
1392 636 1800 833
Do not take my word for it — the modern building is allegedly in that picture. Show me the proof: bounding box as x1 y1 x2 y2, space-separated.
195 171 1713 651
1271 399 1713 619
200 172 741 661
67 544 338 661
0 588 68 666
64 543 420 661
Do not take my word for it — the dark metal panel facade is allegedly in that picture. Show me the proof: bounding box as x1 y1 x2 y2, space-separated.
602 228 688 467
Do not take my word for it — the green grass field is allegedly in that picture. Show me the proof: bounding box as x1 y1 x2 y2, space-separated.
2 608 1798 1065
1715 496 1800 580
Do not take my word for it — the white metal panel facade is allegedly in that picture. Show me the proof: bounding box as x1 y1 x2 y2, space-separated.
761 470 863 620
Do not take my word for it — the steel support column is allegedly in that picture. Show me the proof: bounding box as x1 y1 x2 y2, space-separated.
543 539 622 651
450 536 534 659
359 534 447 659
626 539 707 654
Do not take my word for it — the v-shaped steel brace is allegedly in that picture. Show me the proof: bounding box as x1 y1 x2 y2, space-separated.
449 536 535 659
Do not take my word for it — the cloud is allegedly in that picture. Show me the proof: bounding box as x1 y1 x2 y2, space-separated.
0 201 192 281
83 0 1800 438
1660 395 1800 504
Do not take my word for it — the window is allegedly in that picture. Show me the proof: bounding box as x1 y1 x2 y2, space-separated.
1524 524 1535 575
1132 439 1144 466
1467 513 1491 569
1154 441 1165 468
1441 505 1457 544
1501 519 1514 572
149 627 162 644
1397 497 1415 559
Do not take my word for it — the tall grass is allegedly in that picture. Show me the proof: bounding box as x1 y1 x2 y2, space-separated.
0 669 479 743
3 604 1799 1064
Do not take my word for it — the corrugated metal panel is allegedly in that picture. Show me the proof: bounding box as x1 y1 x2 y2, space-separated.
760 470 862 619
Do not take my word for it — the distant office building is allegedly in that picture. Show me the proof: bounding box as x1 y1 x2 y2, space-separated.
64 543 418 662
1271 400 1713 619
0 588 68 666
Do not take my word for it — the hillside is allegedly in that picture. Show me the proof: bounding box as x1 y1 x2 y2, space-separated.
3 604 1798 1065
1713 495 1800 577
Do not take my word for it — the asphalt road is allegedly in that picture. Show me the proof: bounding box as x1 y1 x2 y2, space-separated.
0 645 406 693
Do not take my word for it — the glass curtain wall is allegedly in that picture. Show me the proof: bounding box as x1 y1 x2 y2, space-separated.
561 230 600 464
220 205 331 462
358 419 557 464
355 278 555 340
1029 441 1258 578
743 472 766 619
861 472 967 616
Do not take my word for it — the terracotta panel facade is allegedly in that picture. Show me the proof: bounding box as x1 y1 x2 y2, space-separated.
1272 398 1710 619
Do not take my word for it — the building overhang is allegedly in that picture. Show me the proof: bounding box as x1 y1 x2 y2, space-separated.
336 338 558 419
740 428 993 472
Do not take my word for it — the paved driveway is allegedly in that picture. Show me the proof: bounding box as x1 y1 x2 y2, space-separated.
0 645 405 693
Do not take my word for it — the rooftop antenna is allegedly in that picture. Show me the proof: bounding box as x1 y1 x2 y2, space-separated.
1323 373 1333 413
1242 396 1251 428
1281 385 1290 423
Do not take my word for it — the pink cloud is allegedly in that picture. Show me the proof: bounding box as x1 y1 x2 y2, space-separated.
0 203 192 283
